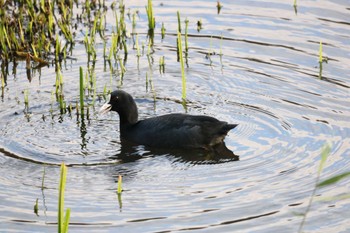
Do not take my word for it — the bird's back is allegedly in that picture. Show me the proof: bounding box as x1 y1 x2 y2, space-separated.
120 113 237 149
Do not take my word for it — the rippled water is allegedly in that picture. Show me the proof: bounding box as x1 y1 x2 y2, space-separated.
1 0 350 232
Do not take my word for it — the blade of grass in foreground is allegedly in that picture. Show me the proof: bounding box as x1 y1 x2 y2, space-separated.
298 144 330 233
318 171 350 188
58 163 70 233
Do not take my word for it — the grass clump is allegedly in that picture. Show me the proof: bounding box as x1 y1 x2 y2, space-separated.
146 0 155 31
146 0 155 45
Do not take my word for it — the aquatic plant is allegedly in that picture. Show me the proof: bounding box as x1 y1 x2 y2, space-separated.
184 19 189 53
317 172 350 189
117 175 123 210
0 0 75 65
146 0 155 31
24 89 29 105
184 19 189 66
0 73 5 98
319 41 323 64
146 40 154 69
177 32 186 100
34 198 39 216
297 145 331 232
132 10 137 34
146 0 155 45
136 34 141 57
24 89 29 112
177 11 182 33
206 36 214 66
293 0 298 14
296 145 350 232
318 41 323 79
79 67 84 118
217 1 223 14
197 19 203 32
318 41 328 79
58 20 73 45
117 175 123 194
161 22 166 40
84 32 97 64
58 163 70 233
219 34 224 66
66 103 72 116
159 56 165 74
293 0 297 8
118 55 127 81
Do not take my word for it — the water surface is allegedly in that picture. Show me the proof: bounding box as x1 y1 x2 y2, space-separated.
0 0 349 232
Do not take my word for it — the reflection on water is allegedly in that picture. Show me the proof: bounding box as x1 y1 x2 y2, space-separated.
0 0 350 232
111 139 239 165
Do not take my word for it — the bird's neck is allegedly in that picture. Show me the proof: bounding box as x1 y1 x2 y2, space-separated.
119 108 138 125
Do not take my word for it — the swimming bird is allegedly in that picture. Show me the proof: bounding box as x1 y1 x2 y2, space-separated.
99 90 238 154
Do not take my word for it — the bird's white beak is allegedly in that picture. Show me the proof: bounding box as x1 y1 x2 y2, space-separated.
99 102 112 114
99 94 112 114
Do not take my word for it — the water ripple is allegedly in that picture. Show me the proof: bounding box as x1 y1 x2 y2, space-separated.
0 0 350 232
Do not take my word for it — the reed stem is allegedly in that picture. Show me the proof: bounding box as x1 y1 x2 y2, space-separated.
177 32 186 100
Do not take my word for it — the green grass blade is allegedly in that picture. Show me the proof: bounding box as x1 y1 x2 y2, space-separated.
146 0 155 30
58 163 67 233
177 11 181 33
317 194 350 202
318 144 330 175
177 32 186 100
63 208 71 233
79 67 84 117
117 175 123 194
319 41 323 63
298 144 331 233
318 171 350 188
34 198 39 216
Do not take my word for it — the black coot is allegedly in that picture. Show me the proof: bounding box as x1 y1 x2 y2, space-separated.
99 90 238 153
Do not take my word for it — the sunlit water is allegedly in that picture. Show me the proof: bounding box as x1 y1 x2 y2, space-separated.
1 0 350 232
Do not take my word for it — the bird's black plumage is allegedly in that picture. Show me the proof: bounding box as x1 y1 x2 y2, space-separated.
100 90 238 151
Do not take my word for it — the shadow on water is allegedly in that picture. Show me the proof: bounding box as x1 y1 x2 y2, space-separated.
111 139 239 165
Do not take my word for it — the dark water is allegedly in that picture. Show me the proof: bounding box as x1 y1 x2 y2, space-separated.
1 0 350 232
